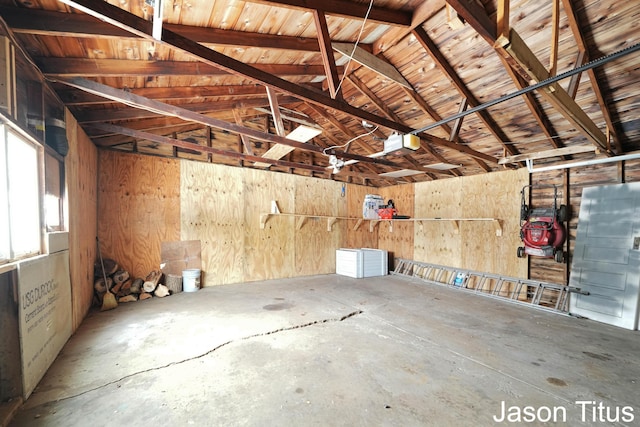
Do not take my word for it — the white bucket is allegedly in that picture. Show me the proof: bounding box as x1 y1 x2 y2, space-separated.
182 269 201 292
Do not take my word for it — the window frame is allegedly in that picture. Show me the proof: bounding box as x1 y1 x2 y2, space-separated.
0 117 46 264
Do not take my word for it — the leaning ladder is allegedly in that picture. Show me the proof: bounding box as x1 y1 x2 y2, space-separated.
391 258 588 315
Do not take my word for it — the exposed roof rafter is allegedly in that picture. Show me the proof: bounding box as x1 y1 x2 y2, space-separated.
243 0 412 26
445 0 612 154
411 26 518 158
56 76 418 171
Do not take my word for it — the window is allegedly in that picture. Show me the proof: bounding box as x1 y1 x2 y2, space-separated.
0 124 42 263
44 151 64 231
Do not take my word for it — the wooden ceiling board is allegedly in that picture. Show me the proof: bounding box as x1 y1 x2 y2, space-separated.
4 0 639 185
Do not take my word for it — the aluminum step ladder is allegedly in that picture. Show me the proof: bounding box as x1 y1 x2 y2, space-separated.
391 258 587 314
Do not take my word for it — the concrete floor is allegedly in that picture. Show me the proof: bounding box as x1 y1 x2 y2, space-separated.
9 274 640 426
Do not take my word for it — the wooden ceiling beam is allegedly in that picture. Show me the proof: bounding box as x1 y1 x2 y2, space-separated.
445 0 497 45
566 50 587 99
0 6 324 52
448 98 490 173
243 0 412 26
495 30 610 154
347 74 402 123
73 96 299 123
436 0 560 153
56 84 273 105
446 0 611 154
38 58 341 77
57 77 416 170
57 0 463 152
303 103 379 156
373 0 445 54
232 109 255 156
90 122 205 145
302 104 401 182
400 87 489 173
266 87 286 137
498 145 597 164
561 0 623 153
345 75 461 176
313 10 342 99
549 0 560 77
399 86 452 137
93 123 327 173
496 0 509 41
332 42 411 89
497 56 561 150
412 26 518 157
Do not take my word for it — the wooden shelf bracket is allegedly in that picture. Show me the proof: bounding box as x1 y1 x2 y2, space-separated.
259 213 271 229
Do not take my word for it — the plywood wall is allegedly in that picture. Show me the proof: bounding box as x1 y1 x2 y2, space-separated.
460 169 528 278
97 151 181 281
345 184 378 249
414 168 528 278
65 111 98 331
414 177 463 266
181 161 246 286
379 184 415 263
180 161 349 286
294 179 347 277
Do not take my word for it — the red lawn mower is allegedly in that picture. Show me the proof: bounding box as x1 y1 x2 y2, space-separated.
517 184 568 263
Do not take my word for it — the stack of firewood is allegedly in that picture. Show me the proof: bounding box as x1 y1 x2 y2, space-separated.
94 259 175 306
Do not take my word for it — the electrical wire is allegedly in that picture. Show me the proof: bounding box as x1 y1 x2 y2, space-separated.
334 0 375 95
322 125 378 156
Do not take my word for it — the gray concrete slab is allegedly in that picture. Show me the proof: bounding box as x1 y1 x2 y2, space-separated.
9 274 640 426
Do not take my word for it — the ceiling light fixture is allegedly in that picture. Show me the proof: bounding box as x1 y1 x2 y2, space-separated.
329 155 345 174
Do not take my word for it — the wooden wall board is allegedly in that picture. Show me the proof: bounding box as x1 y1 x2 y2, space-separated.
345 183 378 250
623 159 640 183
181 161 245 286
98 151 181 282
461 169 528 279
160 239 202 276
65 111 98 331
414 177 462 267
379 184 415 264
529 162 625 285
294 177 346 276
242 168 296 282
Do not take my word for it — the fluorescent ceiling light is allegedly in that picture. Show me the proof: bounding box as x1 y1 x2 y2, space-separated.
424 162 461 170
379 169 424 178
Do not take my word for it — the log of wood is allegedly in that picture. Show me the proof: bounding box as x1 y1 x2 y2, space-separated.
121 278 132 293
165 274 182 294
143 270 162 293
112 281 124 295
118 294 138 303
130 278 143 294
94 258 119 278
139 292 153 301
154 283 170 298
94 277 113 294
113 270 130 284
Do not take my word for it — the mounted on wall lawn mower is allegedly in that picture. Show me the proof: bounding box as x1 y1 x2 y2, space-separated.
517 184 568 263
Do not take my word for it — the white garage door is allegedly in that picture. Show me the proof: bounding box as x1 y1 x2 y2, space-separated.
569 182 640 330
